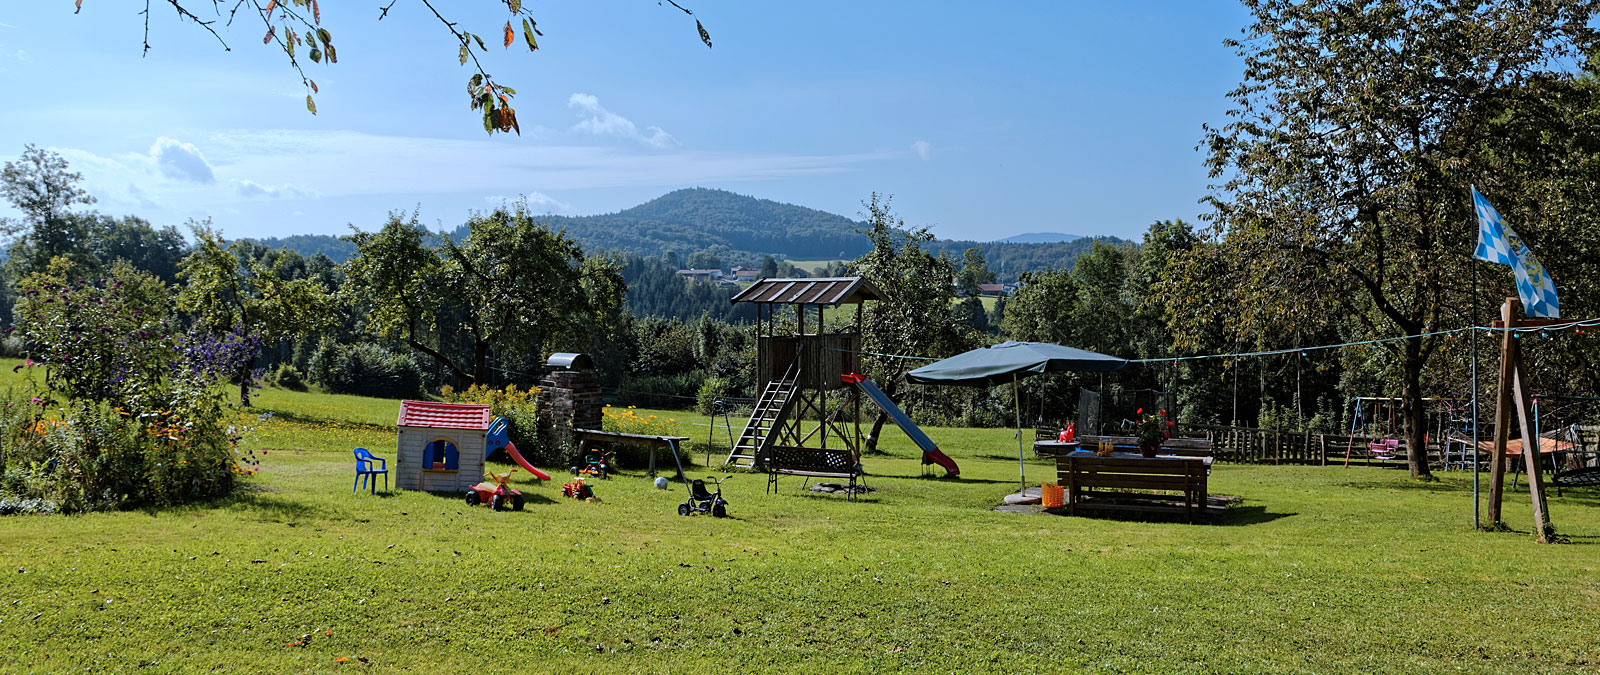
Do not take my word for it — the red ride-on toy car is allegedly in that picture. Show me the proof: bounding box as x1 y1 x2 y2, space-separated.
465 469 525 511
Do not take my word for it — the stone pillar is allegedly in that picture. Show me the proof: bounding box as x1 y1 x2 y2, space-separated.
537 368 603 456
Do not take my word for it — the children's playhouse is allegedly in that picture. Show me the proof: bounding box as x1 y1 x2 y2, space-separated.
395 400 491 492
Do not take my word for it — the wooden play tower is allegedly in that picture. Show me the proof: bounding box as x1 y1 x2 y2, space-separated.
724 277 883 469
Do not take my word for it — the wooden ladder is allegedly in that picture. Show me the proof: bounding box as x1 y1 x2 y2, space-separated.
724 358 801 469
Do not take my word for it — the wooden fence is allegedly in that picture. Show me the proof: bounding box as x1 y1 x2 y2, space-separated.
1178 423 1446 467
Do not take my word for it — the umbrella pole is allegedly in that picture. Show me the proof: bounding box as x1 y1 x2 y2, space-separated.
1014 374 1026 492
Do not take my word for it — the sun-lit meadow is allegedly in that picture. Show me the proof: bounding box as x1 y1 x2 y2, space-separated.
1 359 1597 673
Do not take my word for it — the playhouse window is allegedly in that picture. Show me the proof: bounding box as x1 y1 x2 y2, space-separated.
425 438 459 471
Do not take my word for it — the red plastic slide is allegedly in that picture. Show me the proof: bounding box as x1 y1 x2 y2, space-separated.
502 441 552 481
922 448 961 477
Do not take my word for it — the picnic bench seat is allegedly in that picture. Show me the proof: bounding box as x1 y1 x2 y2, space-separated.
1056 453 1210 523
1552 466 1600 495
767 445 864 499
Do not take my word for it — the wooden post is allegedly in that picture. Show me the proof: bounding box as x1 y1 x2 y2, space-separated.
1512 358 1553 542
1487 298 1517 528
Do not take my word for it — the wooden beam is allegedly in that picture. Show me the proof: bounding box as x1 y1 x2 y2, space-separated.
1512 361 1554 542
1489 318 1573 329
1487 298 1517 528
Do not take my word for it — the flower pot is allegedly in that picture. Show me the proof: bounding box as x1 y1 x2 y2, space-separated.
1139 441 1159 458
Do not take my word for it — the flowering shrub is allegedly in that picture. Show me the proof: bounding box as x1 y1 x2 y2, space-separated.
0 268 264 513
441 383 540 462
600 405 681 470
602 405 676 437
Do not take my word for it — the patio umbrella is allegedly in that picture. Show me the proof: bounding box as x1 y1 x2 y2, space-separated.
907 341 1128 490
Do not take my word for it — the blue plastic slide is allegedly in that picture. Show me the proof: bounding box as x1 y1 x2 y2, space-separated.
846 375 959 477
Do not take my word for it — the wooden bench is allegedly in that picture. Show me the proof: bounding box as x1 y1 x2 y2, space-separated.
766 445 864 499
1072 435 1214 458
1057 453 1210 523
1552 466 1600 495
567 428 691 478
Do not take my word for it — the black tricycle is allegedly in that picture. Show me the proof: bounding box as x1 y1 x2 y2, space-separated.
678 475 730 518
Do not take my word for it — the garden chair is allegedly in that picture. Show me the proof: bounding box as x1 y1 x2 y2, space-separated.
354 447 388 494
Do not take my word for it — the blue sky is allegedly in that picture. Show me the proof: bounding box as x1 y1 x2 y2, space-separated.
0 2 1250 243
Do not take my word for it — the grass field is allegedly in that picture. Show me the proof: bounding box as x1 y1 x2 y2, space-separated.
2 375 1598 672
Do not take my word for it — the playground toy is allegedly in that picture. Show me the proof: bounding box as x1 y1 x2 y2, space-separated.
395 401 550 493
723 277 882 472
724 277 960 487
569 450 613 480
353 447 389 494
654 476 670 490
464 468 525 511
561 476 596 500
487 416 553 481
678 475 729 517
842 373 959 477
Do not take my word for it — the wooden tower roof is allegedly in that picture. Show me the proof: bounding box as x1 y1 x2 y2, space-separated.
729 276 882 306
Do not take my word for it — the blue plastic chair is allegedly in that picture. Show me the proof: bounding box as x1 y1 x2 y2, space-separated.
354 447 388 494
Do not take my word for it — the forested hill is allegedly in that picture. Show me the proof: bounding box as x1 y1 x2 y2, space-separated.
529 188 870 262
927 237 1127 281
247 188 1129 280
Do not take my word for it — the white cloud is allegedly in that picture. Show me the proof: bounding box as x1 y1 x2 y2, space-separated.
234 178 308 200
14 50 30 63
150 136 215 184
200 128 889 198
568 93 678 149
911 139 932 161
486 192 576 215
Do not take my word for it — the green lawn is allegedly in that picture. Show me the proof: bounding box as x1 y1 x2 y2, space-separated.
2 379 1598 672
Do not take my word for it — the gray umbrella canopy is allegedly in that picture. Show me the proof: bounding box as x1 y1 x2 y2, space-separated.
906 341 1128 491
907 340 1127 387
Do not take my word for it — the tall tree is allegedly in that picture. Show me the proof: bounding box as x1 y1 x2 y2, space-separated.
1 145 99 279
178 224 335 405
344 205 623 386
1188 0 1600 479
853 194 967 451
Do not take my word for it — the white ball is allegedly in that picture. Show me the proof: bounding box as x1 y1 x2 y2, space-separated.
653 477 670 490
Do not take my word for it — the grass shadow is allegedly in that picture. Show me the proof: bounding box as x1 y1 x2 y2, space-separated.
129 484 335 522
1211 505 1297 526
975 453 1048 462
1336 479 1471 493
254 407 391 432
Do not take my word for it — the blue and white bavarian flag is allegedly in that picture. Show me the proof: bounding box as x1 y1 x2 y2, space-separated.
1472 185 1559 318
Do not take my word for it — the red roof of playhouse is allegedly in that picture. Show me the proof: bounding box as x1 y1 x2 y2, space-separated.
396 400 492 430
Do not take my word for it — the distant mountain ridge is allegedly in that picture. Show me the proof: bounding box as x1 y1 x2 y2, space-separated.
998 232 1082 244
247 188 1128 281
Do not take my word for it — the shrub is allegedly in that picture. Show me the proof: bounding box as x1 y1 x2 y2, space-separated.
308 343 425 399
440 384 546 464
617 372 702 409
601 405 683 470
695 375 732 416
0 269 264 513
270 364 308 391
